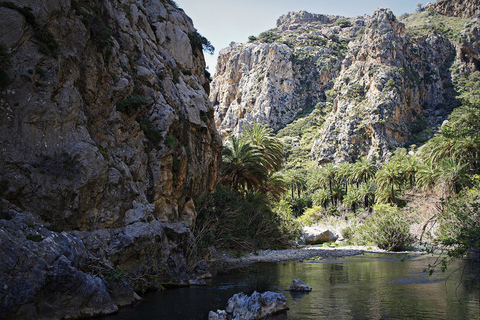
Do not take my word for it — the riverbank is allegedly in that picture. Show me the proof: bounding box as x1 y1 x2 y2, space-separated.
211 245 391 270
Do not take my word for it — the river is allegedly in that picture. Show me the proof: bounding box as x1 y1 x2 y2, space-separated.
98 252 480 319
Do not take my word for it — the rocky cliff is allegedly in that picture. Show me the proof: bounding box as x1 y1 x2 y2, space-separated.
211 1 480 165
0 0 221 318
211 11 364 136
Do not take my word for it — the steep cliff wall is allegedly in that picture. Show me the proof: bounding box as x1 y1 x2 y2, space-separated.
0 0 221 230
0 0 221 318
212 3 480 164
312 8 457 164
211 11 364 136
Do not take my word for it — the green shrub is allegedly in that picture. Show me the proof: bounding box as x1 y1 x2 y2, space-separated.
116 95 149 116
352 204 415 251
188 31 214 55
26 234 43 242
335 17 352 28
437 189 480 261
136 117 162 145
165 135 176 147
195 186 299 252
244 273 277 295
258 29 281 44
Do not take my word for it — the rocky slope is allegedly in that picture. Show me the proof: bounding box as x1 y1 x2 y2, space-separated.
0 0 221 318
212 1 480 164
211 11 364 136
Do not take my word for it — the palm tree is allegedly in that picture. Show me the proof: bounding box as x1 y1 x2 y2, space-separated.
258 172 288 201
352 157 377 186
320 163 337 204
220 135 268 191
358 181 376 209
284 171 306 199
399 155 418 189
312 188 330 209
436 158 468 197
336 162 353 193
415 160 439 193
376 161 403 205
343 187 360 214
242 122 284 171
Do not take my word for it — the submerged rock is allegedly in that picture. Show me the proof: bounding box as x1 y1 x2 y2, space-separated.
288 279 312 292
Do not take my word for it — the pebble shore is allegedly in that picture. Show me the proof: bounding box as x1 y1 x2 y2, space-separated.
216 245 390 269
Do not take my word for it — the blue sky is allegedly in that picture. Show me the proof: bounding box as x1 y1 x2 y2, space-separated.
175 0 426 72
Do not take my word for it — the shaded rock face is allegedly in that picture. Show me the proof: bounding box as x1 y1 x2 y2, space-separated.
0 0 221 318
0 210 121 319
211 11 363 136
0 0 221 231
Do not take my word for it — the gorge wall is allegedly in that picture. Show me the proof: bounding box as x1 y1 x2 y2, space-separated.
211 0 480 164
0 0 221 318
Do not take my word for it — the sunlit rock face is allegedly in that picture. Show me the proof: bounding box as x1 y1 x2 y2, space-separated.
212 3 480 164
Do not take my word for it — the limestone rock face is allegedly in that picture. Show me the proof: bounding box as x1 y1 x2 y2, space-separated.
0 0 221 231
312 8 457 164
212 4 480 164
0 0 221 318
427 0 480 19
211 11 363 136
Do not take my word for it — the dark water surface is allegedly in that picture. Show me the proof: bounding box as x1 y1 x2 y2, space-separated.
98 253 480 320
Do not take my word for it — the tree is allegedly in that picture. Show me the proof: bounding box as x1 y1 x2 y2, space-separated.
352 157 377 186
258 173 287 201
220 135 268 191
343 187 360 214
358 181 376 209
312 189 330 209
285 171 306 199
416 160 439 193
376 161 403 204
336 162 353 193
416 2 423 12
242 123 284 172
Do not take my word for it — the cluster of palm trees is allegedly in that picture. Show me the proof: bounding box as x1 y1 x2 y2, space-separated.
300 101 480 213
220 97 479 217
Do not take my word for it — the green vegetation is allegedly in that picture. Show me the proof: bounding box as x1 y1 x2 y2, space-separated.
400 9 472 42
335 17 352 28
116 95 150 116
188 31 214 56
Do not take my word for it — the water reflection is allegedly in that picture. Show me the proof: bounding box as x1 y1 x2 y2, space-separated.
97 253 480 320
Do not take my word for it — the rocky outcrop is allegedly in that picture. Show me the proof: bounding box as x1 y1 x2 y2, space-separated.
0 0 221 318
208 291 288 320
212 3 480 164
0 208 135 319
0 0 221 231
427 0 480 19
312 8 457 164
211 11 365 136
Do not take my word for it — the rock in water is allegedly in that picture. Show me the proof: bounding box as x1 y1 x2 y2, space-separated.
289 279 312 292
209 291 288 320
226 291 288 320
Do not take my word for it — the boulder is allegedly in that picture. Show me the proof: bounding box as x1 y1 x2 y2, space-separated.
288 279 312 292
226 291 288 320
303 227 339 244
208 309 228 320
